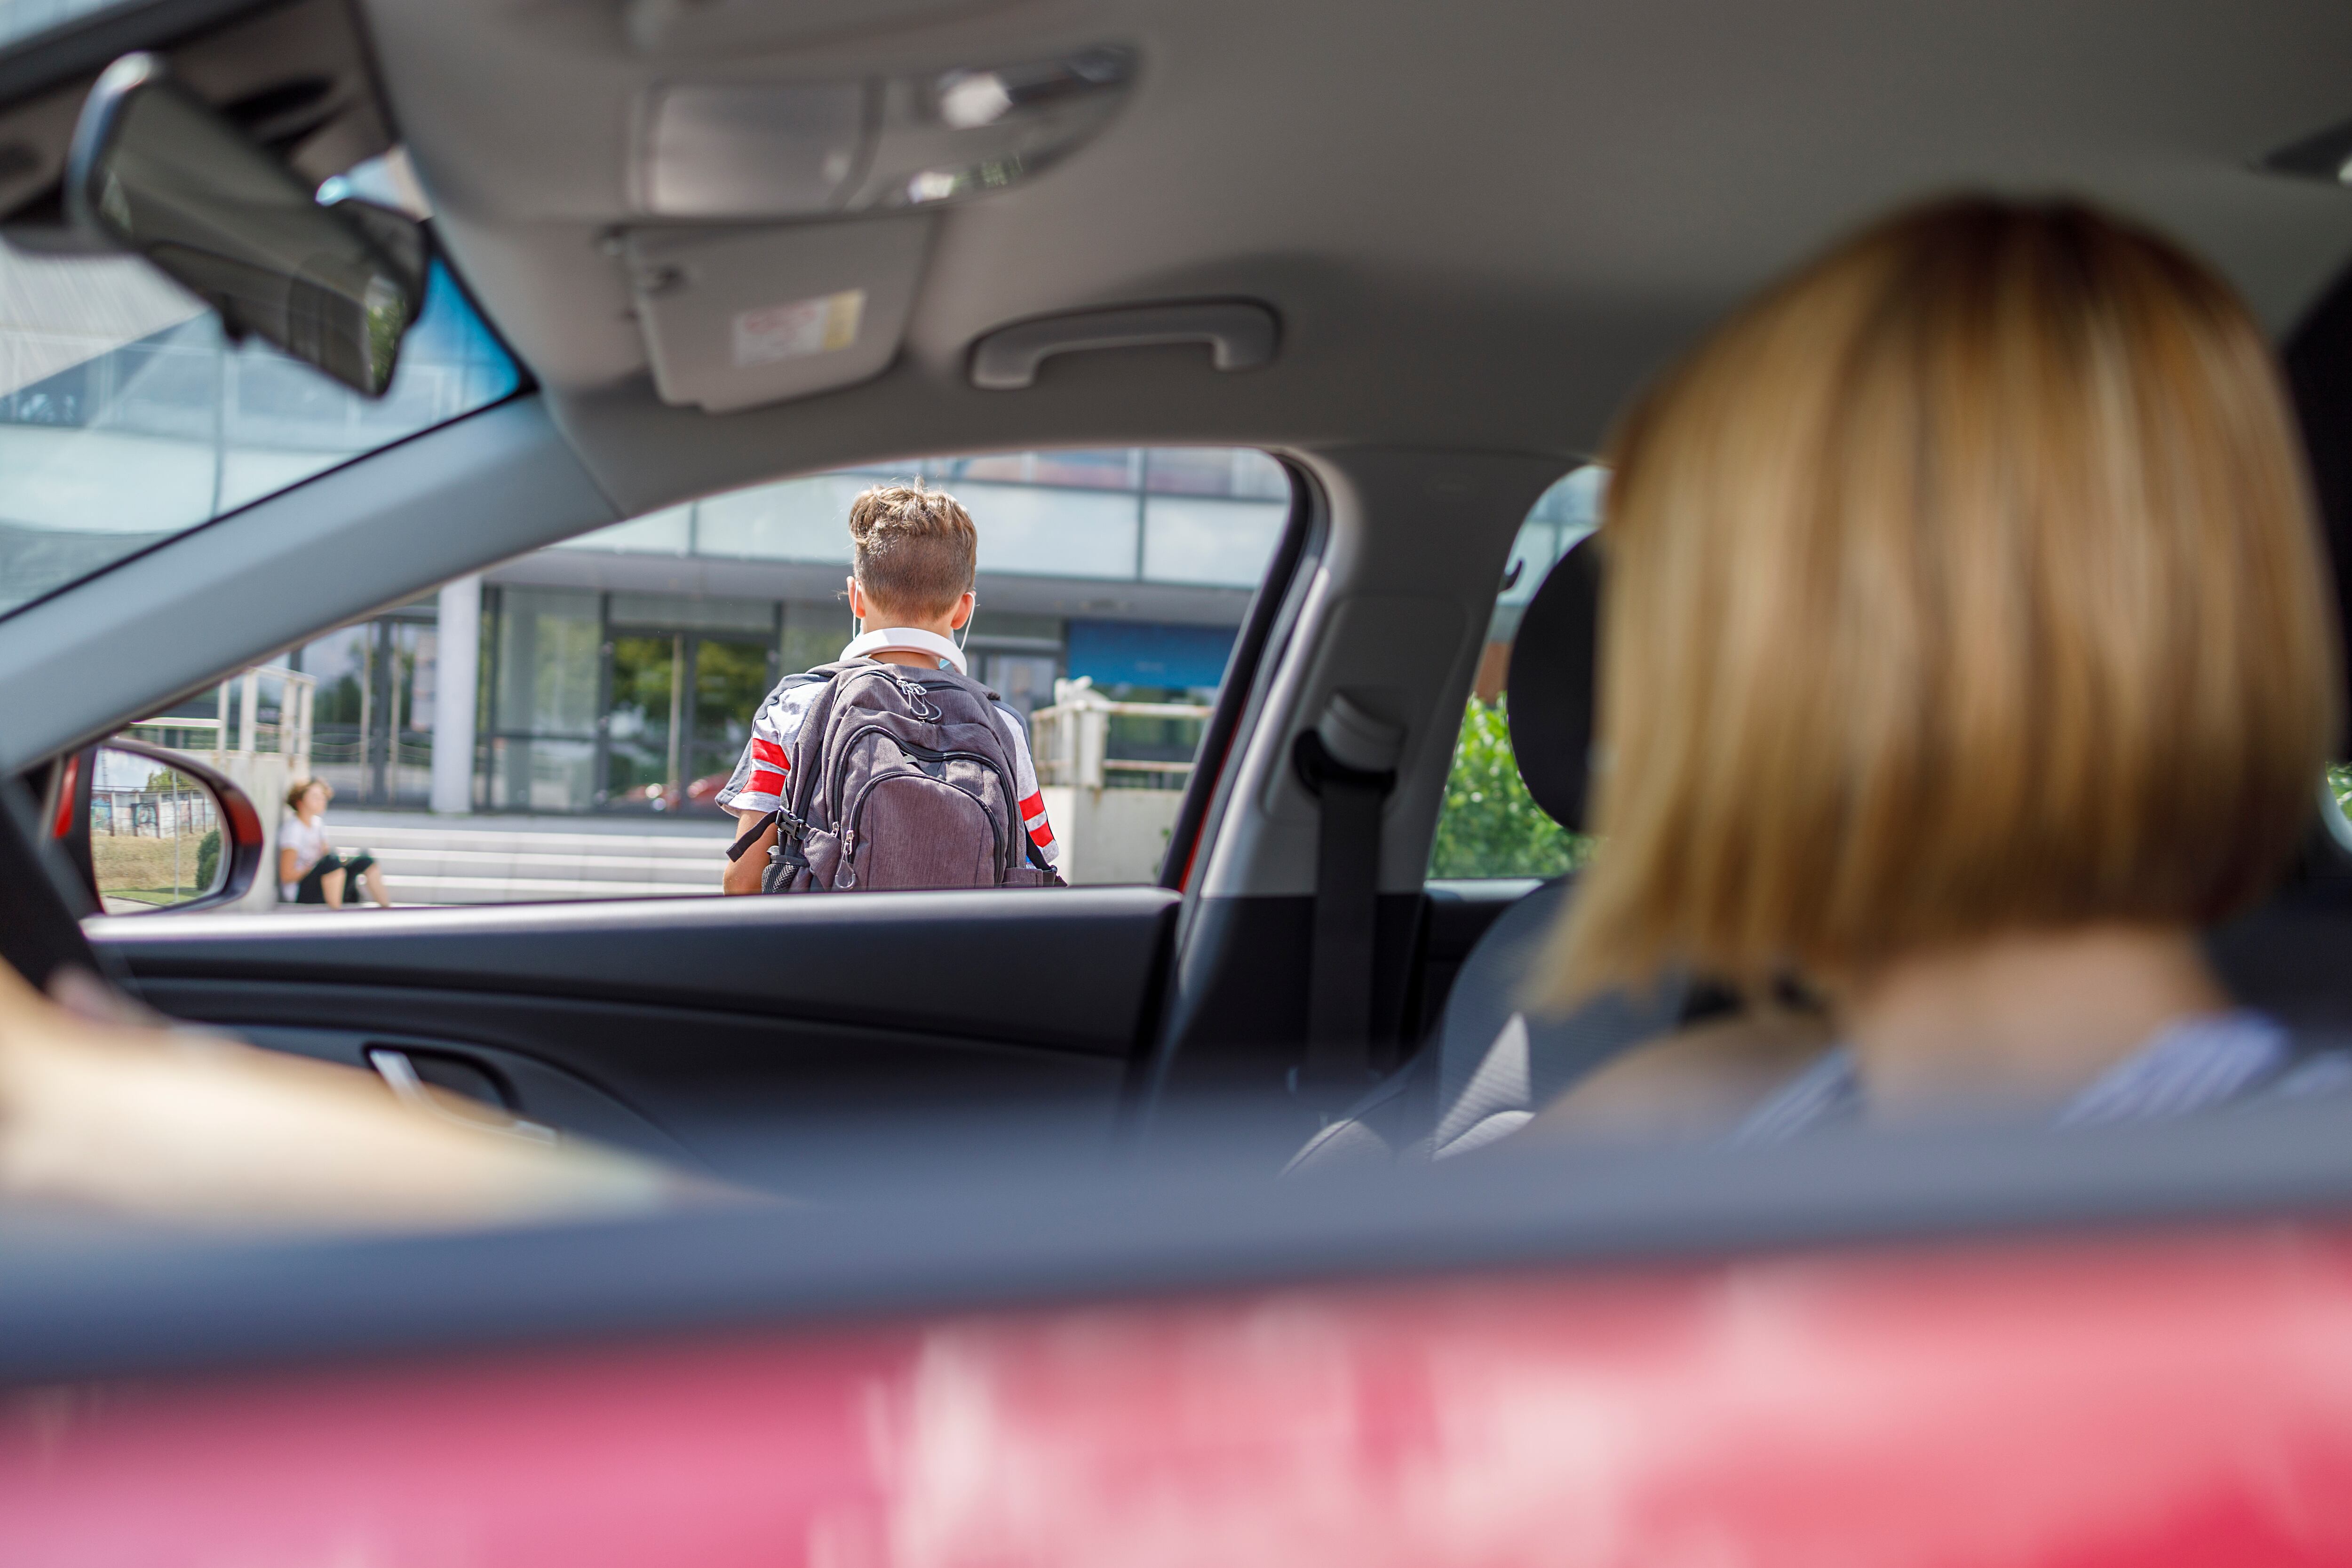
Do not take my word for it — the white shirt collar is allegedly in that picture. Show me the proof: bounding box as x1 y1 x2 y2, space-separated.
841 625 968 674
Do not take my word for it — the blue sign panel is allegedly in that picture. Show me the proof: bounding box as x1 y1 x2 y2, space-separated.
1065 620 1237 691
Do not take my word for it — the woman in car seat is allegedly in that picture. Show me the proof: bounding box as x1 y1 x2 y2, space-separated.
1532 195 2345 1144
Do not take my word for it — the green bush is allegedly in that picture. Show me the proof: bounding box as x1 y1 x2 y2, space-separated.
1428 697 1590 879
195 828 221 893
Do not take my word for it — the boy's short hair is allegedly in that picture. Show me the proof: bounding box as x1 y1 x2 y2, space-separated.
848 482 977 619
1540 195 2339 1009
285 778 328 812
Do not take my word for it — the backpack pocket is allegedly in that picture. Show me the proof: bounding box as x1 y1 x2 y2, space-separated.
838 773 1001 890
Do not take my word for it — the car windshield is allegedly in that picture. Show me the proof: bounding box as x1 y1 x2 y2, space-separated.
0 243 520 618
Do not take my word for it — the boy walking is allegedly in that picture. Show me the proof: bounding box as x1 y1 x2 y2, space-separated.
718 482 1060 894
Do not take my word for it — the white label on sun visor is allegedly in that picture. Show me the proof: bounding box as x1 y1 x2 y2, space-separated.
731 289 865 367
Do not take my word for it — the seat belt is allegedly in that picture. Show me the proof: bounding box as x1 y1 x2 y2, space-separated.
1293 695 1403 1087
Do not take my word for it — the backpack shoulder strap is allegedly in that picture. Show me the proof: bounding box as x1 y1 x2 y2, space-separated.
783 663 875 821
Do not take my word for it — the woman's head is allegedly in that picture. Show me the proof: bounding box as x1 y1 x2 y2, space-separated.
1542 195 2340 1008
286 779 328 817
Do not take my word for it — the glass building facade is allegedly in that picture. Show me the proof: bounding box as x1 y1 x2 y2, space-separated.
465 447 1293 815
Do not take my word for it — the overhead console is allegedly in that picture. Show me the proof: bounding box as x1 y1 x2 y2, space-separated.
634 44 1133 220
617 40 1135 413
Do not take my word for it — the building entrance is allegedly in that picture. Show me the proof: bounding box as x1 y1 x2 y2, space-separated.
600 628 777 813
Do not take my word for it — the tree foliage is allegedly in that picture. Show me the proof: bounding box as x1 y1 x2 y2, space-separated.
1427 697 1589 879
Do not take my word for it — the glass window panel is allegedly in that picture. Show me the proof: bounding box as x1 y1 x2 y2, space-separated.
687 637 776 802
1140 495 1287 587
1142 446 1288 499
951 453 1033 484
781 597 855 676
388 621 435 803
1025 449 1136 490
294 623 376 800
487 736 597 814
608 592 775 634
964 481 1140 579
604 634 678 810
693 475 866 562
556 505 693 556
494 588 601 738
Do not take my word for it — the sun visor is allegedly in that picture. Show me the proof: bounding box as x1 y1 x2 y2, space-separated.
622 213 934 413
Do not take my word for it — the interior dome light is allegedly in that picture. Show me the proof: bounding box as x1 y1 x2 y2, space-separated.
636 44 1135 219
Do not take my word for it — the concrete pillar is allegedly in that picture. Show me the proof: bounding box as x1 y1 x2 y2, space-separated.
431 574 482 814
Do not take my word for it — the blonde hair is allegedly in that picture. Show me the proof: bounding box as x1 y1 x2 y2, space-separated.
848 482 977 619
1541 195 2340 1009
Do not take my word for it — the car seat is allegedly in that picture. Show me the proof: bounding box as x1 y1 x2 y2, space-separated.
1289 534 1691 1170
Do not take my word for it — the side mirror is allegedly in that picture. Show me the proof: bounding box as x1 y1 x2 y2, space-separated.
65 52 429 396
56 740 266 915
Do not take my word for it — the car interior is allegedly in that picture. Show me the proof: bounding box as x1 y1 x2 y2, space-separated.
9 0 2352 1210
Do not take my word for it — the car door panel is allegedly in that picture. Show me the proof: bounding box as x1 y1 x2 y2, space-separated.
94 887 1176 1054
226 1022 711 1168
137 981 1130 1114
94 888 1175 1173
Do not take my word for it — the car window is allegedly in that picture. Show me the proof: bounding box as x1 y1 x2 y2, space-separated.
0 245 520 618
115 447 1293 909
0 0 134 48
1427 466 1602 880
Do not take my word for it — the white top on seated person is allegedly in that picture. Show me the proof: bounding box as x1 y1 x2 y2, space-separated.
277 779 390 907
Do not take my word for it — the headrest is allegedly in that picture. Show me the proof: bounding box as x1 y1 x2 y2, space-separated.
1503 532 1601 833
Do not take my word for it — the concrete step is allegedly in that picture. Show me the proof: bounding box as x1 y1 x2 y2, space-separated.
328 820 732 905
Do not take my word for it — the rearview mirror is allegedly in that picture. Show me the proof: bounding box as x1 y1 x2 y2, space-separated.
65 52 429 396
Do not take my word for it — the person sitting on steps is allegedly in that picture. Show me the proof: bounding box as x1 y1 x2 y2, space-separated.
278 778 390 908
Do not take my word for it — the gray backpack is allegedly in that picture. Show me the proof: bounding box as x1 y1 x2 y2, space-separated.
747 658 1063 893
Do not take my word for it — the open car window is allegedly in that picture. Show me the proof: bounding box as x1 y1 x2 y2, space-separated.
0 247 520 618
110 446 1294 910
1427 466 1602 879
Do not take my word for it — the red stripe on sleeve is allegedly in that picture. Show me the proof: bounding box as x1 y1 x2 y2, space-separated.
747 769 787 797
752 738 789 769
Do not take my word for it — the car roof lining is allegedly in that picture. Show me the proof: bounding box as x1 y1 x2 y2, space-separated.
350 0 2352 518
8 1 2352 517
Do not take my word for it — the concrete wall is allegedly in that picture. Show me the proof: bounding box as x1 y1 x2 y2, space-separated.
1040 785 1184 886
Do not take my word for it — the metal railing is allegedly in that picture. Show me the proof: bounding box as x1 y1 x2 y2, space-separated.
124 666 318 780
1032 677 1213 790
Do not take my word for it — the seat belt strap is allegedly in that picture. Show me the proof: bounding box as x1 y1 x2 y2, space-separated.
1295 727 1397 1082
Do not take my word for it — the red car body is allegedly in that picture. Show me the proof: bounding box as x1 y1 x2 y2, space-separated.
12 1221 2352 1566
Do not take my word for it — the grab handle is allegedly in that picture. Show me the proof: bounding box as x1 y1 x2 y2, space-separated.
969 301 1279 390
